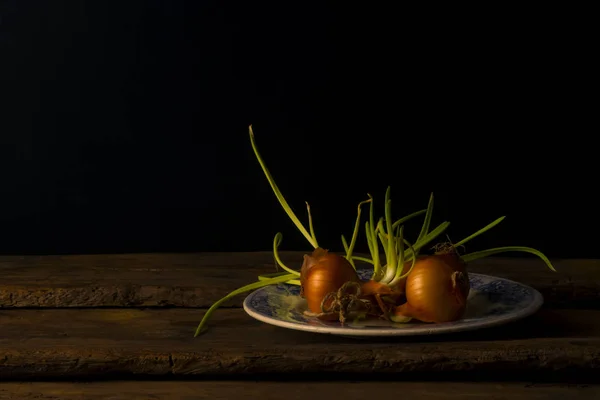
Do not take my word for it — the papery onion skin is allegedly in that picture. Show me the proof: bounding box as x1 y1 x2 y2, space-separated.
434 250 470 297
393 254 470 323
300 248 360 313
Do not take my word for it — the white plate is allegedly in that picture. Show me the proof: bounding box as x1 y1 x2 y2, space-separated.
243 270 543 337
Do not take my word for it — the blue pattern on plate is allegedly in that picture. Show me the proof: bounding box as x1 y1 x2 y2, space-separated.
243 269 543 336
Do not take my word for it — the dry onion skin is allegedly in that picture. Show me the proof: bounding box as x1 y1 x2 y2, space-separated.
194 125 557 337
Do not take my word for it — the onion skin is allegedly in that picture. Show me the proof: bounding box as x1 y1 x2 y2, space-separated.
300 248 360 314
393 253 470 323
433 251 470 297
360 279 396 296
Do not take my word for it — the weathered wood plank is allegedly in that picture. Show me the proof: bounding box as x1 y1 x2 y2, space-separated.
1 308 599 380
1 381 599 400
0 252 296 308
1 252 598 308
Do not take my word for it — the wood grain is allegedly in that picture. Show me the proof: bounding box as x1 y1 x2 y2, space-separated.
1 252 599 308
1 307 599 380
1 381 599 400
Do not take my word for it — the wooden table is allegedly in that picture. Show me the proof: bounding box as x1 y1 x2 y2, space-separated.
1 252 599 399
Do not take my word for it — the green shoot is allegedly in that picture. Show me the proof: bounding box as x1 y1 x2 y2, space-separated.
379 223 400 284
384 187 397 273
367 194 382 279
305 202 319 248
352 256 375 265
364 221 375 259
341 198 372 268
257 271 290 279
249 125 317 248
461 246 556 272
375 218 387 251
375 218 389 271
194 273 298 337
403 221 451 260
272 233 301 276
257 272 301 285
376 217 385 234
392 209 427 229
417 193 434 244
396 225 405 276
389 237 418 286
377 234 388 258
341 235 349 254
377 230 388 252
454 216 506 248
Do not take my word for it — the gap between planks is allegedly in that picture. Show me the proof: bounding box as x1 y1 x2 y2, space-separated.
1 381 600 400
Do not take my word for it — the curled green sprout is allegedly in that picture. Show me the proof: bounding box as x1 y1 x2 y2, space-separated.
341 198 372 269
272 232 300 276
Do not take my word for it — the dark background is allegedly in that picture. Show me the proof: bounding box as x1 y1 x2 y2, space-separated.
0 1 596 258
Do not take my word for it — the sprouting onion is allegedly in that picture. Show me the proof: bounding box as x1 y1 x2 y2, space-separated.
351 189 557 323
195 126 377 334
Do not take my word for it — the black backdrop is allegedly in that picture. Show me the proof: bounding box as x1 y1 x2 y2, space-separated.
1 2 596 258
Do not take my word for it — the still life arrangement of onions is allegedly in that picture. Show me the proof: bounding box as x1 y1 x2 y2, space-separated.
194 126 556 337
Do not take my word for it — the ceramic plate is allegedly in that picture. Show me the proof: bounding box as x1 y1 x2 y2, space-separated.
243 270 543 337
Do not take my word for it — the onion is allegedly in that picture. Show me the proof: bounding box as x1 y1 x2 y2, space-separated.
300 248 360 313
392 253 470 323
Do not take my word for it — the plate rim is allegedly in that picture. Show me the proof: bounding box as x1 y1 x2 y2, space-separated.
242 273 544 337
